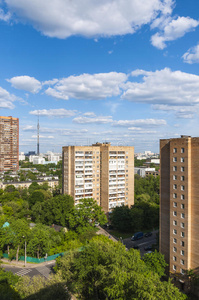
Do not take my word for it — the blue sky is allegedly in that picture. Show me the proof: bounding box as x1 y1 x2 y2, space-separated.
1 0 199 153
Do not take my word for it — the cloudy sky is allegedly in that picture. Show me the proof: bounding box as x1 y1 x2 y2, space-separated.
1 0 199 153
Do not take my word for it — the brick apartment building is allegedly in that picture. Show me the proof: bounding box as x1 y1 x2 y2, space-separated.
0 116 19 172
62 143 134 213
160 135 199 288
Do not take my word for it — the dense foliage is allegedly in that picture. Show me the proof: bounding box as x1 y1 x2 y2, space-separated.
110 175 159 233
55 236 187 300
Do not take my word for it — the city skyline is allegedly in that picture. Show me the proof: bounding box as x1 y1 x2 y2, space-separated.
0 0 199 153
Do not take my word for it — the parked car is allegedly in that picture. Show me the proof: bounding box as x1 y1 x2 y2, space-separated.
133 245 139 250
145 232 152 237
131 232 144 241
144 245 152 251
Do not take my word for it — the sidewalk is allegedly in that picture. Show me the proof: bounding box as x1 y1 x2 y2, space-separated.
1 258 56 268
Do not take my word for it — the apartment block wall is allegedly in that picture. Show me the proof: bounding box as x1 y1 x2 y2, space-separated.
62 146 101 206
0 116 19 172
160 136 199 278
62 143 134 213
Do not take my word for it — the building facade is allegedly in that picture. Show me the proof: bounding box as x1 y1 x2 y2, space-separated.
62 143 134 212
160 136 199 281
0 116 19 172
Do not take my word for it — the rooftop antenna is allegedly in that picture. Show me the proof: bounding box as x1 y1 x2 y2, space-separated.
37 114 40 155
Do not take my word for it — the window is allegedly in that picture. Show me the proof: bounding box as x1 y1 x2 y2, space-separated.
180 269 185 275
181 241 185 247
173 247 177 252
181 213 185 219
173 175 177 180
173 193 177 199
181 250 184 256
173 184 177 190
173 148 177 153
181 194 185 200
181 166 185 172
181 157 185 163
173 157 177 162
181 185 185 191
173 220 177 226
173 238 177 244
181 259 184 265
181 222 185 228
181 232 185 238
181 204 185 209
181 176 184 181
173 229 177 235
173 256 177 262
173 265 176 271
181 148 185 153
173 202 177 207
173 211 177 216
173 166 177 171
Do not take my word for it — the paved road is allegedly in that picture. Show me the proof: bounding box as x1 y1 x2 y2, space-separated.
2 261 55 279
123 230 158 257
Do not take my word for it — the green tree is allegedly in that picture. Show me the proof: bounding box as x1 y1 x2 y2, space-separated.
31 194 74 227
15 274 70 300
143 250 168 277
56 236 187 300
69 198 107 232
9 219 30 261
29 190 45 207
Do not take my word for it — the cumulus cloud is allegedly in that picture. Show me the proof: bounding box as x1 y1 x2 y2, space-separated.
152 104 196 118
83 112 96 117
151 16 199 49
45 72 127 100
73 115 113 124
123 68 199 105
0 8 10 21
7 75 42 93
114 119 166 127
183 43 199 64
29 108 78 118
2 0 173 38
0 86 17 109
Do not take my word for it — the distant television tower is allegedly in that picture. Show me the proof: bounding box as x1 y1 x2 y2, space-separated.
37 115 40 155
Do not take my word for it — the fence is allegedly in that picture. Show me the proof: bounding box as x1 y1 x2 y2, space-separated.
3 252 65 263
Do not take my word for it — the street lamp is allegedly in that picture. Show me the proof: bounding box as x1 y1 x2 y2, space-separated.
23 236 26 267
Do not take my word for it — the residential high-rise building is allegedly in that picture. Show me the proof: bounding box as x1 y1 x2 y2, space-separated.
62 145 101 206
62 143 134 212
160 135 199 283
0 116 19 172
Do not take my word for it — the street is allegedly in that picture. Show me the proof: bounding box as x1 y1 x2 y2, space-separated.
123 230 158 257
2 261 55 279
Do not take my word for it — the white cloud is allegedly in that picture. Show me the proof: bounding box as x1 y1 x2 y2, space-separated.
183 43 199 64
7 75 42 93
31 135 54 139
45 72 127 100
123 68 199 105
0 8 10 21
3 0 173 38
73 116 113 124
83 112 96 117
152 104 196 118
114 119 166 126
151 16 199 49
0 86 17 109
29 108 78 118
